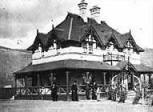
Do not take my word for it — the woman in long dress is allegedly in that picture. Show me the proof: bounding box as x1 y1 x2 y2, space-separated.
71 81 78 101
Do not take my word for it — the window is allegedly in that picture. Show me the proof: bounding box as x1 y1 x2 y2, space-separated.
107 41 114 52
82 35 97 54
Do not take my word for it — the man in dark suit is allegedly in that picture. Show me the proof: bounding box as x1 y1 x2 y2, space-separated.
51 83 58 101
91 81 97 100
71 81 78 101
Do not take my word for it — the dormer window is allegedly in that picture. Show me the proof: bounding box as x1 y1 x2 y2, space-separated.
127 40 134 54
107 41 114 52
49 40 57 50
123 40 134 55
38 43 42 53
38 44 45 57
127 41 133 50
53 40 57 49
83 35 97 54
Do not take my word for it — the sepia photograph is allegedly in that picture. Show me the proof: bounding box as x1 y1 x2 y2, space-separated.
0 0 153 112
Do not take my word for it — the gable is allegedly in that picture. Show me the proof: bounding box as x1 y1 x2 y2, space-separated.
80 25 106 49
116 61 137 72
27 12 144 53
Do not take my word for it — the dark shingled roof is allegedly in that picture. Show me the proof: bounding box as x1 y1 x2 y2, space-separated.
116 61 136 71
133 64 153 73
28 12 144 52
15 59 120 74
116 61 153 73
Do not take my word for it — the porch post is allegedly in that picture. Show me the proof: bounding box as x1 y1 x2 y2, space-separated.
143 74 146 100
37 73 40 86
14 74 17 97
143 74 146 86
14 74 17 88
123 72 124 84
148 74 151 89
25 75 28 88
110 72 113 84
103 72 106 85
66 71 69 101
24 75 28 96
131 72 134 90
139 74 144 104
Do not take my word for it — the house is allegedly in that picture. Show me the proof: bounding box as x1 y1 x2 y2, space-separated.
14 0 153 100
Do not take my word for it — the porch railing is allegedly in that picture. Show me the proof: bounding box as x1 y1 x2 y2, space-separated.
0 84 111 99
15 84 110 96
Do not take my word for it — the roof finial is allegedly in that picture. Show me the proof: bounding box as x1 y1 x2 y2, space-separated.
51 19 54 29
129 29 131 34
37 29 39 34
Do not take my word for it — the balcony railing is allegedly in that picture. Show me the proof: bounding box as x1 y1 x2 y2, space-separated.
103 53 125 62
32 46 141 65
32 47 105 60
32 47 106 64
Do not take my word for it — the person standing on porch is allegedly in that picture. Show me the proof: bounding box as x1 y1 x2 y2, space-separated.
96 87 101 101
132 84 141 104
85 82 91 100
91 81 97 100
71 81 78 101
51 83 58 101
111 85 117 101
118 86 127 103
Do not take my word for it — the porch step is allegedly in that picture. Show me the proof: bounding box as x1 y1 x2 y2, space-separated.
126 90 136 103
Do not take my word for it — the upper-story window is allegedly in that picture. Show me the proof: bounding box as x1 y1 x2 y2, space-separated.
82 35 97 54
48 40 57 50
124 40 134 55
127 41 133 49
106 41 117 53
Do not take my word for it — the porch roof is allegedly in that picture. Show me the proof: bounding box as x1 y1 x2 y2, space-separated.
15 59 120 74
116 61 153 73
133 64 153 73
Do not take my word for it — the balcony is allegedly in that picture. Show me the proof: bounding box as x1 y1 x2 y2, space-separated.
32 46 141 65
32 47 106 65
103 53 125 62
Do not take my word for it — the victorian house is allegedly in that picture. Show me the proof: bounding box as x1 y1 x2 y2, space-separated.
14 0 153 100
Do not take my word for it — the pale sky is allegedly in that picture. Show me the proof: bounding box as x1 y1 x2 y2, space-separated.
0 0 153 49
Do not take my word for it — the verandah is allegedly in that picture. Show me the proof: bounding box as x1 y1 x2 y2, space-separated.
14 59 120 100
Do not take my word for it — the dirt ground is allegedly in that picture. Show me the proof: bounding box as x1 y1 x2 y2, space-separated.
0 99 153 112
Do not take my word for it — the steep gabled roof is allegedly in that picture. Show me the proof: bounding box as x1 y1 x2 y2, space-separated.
133 64 153 73
53 12 85 41
120 32 144 52
28 31 49 52
116 61 137 71
116 61 153 73
27 12 144 52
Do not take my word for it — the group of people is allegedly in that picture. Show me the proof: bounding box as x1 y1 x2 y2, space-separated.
49 81 144 104
50 81 101 101
71 81 101 101
107 84 127 103
85 81 101 101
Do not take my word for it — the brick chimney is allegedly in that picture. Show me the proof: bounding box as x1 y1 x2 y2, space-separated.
90 5 101 23
78 0 88 22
